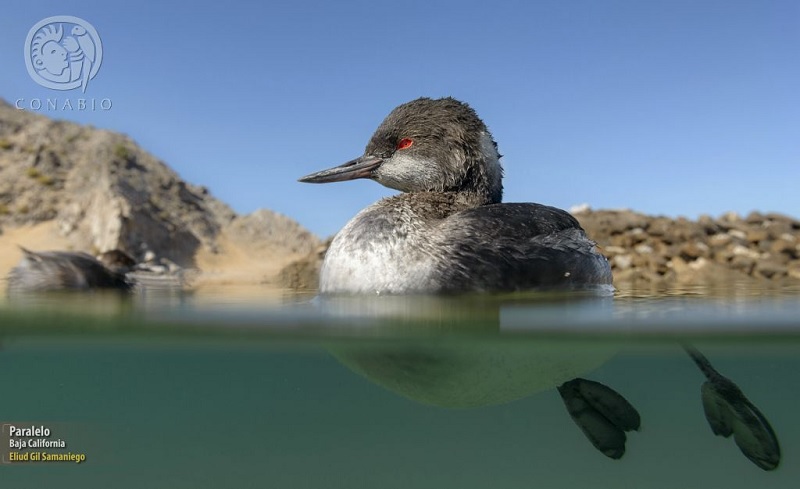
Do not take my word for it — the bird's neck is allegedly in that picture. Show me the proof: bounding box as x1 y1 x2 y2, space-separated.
457 132 503 205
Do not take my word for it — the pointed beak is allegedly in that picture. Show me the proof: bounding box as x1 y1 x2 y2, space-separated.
298 155 383 184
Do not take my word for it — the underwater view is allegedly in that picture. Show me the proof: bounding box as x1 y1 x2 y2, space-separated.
0 284 798 488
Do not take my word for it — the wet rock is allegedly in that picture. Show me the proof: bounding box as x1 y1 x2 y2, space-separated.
721 211 742 222
763 221 793 241
613 255 633 270
603 245 627 256
788 263 800 281
731 245 761 260
646 217 672 237
708 233 732 248
697 214 721 234
277 238 331 290
746 228 769 244
770 239 798 259
745 211 765 225
577 210 650 237
755 261 788 279
225 209 319 256
728 229 747 241
575 208 800 288
679 242 709 261
717 212 745 231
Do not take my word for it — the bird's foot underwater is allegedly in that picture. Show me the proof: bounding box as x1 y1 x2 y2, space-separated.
685 346 781 471
557 378 641 460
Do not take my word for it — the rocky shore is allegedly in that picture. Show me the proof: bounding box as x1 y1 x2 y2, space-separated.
575 208 800 289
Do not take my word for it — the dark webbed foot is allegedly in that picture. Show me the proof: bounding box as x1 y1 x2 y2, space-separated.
686 346 781 471
558 378 641 459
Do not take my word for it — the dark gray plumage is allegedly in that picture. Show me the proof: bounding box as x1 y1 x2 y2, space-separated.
6 247 131 294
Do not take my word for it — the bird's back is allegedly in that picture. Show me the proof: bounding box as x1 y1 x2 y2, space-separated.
431 203 613 292
7 249 130 293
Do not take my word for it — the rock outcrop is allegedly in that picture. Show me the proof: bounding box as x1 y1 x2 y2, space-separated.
277 238 331 290
226 209 319 257
0 99 318 280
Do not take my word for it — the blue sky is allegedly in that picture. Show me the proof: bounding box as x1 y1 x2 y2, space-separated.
1 1 798 238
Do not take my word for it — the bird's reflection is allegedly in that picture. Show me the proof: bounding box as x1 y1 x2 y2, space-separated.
318 292 780 471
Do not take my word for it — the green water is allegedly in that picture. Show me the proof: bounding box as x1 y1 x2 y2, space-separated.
0 286 798 488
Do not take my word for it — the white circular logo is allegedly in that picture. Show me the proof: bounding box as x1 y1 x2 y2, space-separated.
24 16 103 93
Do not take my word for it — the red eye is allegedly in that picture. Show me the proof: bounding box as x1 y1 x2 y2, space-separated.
396 138 413 150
